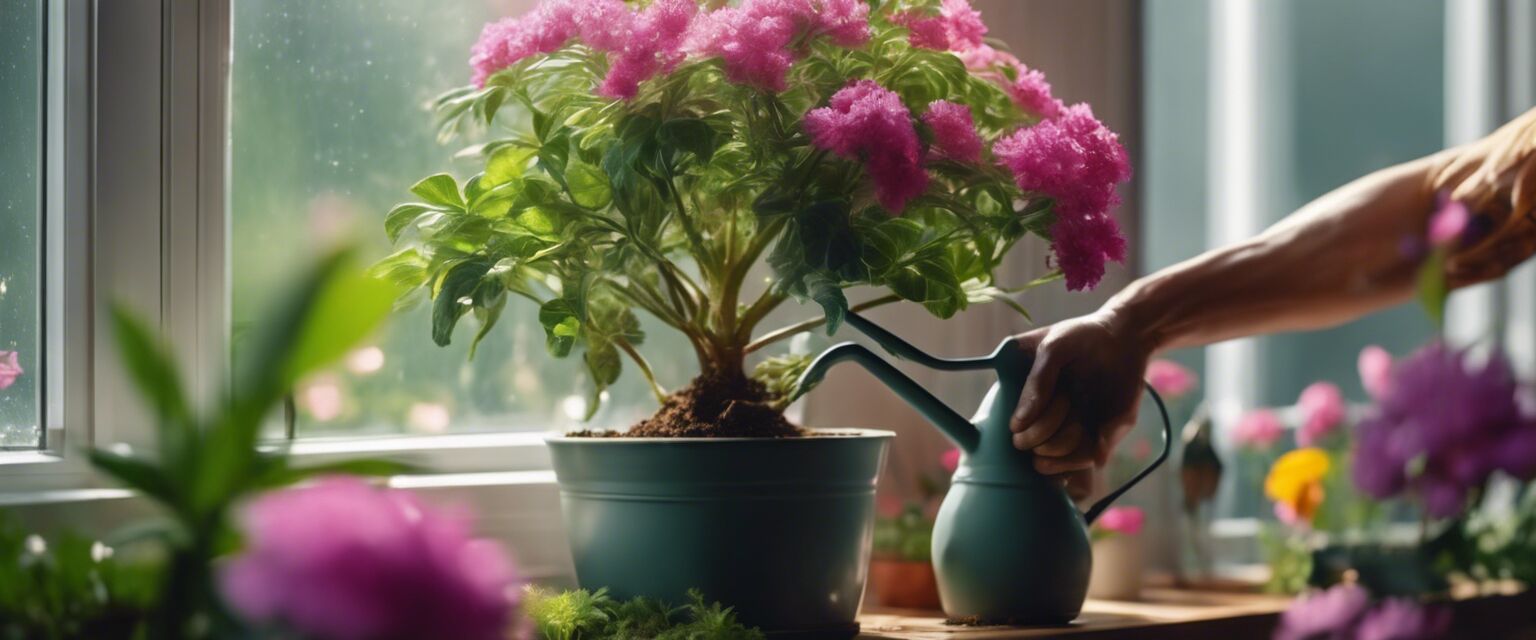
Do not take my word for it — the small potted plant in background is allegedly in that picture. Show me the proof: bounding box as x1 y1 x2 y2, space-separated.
867 448 959 610
1087 506 1147 601
380 0 1132 633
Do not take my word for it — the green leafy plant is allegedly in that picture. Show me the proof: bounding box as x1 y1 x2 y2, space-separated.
87 248 406 638
873 504 933 562
523 587 765 640
0 517 157 640
381 0 1124 436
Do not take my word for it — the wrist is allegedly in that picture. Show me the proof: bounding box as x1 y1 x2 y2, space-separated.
1101 282 1172 357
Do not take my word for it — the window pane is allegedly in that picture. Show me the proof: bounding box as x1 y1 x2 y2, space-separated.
0 0 44 450
229 1 695 438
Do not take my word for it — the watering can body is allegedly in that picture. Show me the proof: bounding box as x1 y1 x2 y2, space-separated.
796 313 1170 625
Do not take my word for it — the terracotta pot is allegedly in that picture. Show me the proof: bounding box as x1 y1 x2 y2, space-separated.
1088 533 1145 601
868 559 942 610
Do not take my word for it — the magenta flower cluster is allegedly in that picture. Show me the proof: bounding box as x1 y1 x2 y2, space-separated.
922 100 983 163
993 104 1131 290
1352 343 1536 518
221 477 519 640
470 0 701 99
892 0 987 52
685 0 869 92
805 80 930 212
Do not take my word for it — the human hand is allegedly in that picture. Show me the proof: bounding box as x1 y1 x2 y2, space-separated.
1009 309 1153 499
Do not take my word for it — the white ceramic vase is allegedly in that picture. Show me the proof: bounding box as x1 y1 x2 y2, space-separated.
1088 532 1144 601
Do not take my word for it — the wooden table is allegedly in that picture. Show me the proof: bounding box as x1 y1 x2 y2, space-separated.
858 585 1536 639
857 587 1291 639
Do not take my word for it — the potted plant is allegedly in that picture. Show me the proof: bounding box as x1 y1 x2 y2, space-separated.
379 0 1131 634
1087 506 1146 601
867 448 957 610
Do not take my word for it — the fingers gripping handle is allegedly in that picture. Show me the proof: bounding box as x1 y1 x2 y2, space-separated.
1081 384 1173 526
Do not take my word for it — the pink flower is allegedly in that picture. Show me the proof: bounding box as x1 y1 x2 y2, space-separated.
1355 599 1451 640
222 477 519 640
892 11 951 50
1274 584 1371 640
469 1 583 87
955 44 1063 119
1095 506 1144 536
597 0 698 99
921 100 983 163
938 0 987 51
1233 409 1283 450
993 104 1131 290
804 80 929 212
1145 359 1197 399
1296 382 1346 447
1429 194 1470 247
686 0 868 92
0 351 21 390
940 448 961 473
1358 345 1394 400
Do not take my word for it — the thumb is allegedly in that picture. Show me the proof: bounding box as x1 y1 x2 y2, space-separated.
1011 340 1061 432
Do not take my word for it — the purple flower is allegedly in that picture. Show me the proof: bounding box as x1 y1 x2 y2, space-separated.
1355 599 1450 640
1273 584 1370 640
221 477 519 640
0 351 21 390
1352 342 1536 518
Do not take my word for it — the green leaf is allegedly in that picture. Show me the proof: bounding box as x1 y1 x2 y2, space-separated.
284 258 401 381
539 298 583 357
432 260 494 347
384 203 439 243
566 161 612 209
369 247 430 290
805 273 849 335
659 118 719 165
410 173 465 210
89 449 178 506
1417 248 1448 329
583 342 622 420
109 306 192 428
254 458 419 489
467 290 508 361
484 145 536 188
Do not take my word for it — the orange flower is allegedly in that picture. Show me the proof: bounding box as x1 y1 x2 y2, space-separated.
1265 448 1330 525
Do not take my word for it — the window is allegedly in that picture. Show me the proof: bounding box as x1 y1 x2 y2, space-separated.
228 1 699 440
0 0 45 450
1144 0 1443 521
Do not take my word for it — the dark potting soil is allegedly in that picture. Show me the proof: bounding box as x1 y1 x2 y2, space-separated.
568 372 806 439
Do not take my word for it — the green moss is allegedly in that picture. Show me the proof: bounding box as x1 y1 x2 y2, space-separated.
524 587 765 640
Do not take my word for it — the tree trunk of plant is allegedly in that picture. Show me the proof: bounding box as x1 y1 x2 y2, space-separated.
626 351 801 438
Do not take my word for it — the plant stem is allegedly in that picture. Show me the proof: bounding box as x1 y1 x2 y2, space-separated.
735 288 788 344
744 293 904 354
616 338 668 404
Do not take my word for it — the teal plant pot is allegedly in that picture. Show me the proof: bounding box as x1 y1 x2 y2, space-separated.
546 429 894 637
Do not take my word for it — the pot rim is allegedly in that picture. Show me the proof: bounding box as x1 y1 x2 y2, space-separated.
544 427 896 444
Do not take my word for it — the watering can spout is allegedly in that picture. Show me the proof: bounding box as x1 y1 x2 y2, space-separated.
791 313 999 453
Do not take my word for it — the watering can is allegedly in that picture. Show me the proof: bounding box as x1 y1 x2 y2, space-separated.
795 312 1171 625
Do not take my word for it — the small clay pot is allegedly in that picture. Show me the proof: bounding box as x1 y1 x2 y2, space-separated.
868 559 942 610
1087 533 1145 601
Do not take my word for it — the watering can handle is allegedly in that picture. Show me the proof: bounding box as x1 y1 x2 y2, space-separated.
1081 383 1173 526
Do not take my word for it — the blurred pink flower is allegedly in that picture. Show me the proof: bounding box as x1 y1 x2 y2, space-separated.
0 351 21 390
1358 345 1394 400
993 103 1130 290
1355 598 1451 640
956 44 1063 119
892 0 984 51
1145 359 1197 399
222 477 518 640
940 447 961 474
469 1 583 86
1233 409 1283 450
1274 584 1370 640
922 100 983 163
1428 194 1469 247
804 80 929 212
1095 506 1144 536
1296 382 1345 447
